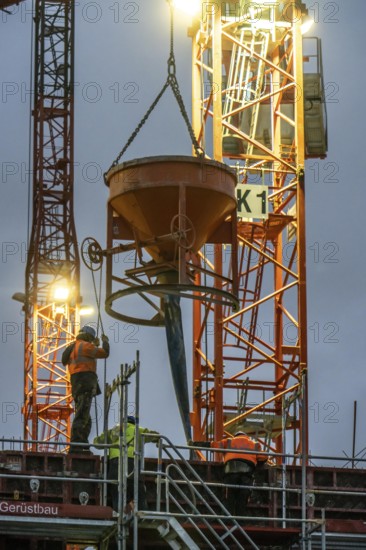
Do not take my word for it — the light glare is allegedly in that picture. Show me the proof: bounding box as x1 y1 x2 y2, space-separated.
301 16 314 34
53 286 70 301
80 306 94 316
173 0 200 16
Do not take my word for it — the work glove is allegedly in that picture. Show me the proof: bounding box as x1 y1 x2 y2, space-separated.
146 430 160 444
101 334 109 343
94 337 100 347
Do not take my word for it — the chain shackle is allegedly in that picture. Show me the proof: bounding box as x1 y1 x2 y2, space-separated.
167 54 176 76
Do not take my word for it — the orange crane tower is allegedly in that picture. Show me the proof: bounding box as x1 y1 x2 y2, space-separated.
22 0 80 450
189 1 327 460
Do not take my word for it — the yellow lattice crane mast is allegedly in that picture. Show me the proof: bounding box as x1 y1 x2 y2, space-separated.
186 0 327 462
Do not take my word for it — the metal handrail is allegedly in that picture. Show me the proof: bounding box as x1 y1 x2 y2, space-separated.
143 435 260 549
3 435 366 549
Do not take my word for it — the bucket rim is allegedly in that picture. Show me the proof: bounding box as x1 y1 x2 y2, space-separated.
104 155 236 186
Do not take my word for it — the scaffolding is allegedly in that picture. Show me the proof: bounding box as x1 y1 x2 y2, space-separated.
1 424 366 548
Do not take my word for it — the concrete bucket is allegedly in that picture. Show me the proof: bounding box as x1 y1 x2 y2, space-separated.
105 155 237 265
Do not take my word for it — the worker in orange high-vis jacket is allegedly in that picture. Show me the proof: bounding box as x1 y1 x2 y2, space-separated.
62 325 110 453
192 431 268 516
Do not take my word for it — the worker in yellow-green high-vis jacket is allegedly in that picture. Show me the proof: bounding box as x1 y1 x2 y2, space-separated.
94 416 159 512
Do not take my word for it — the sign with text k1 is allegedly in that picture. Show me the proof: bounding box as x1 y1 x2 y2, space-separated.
236 184 268 220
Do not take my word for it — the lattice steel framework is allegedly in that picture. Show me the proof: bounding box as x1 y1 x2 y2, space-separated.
23 0 79 450
191 1 309 461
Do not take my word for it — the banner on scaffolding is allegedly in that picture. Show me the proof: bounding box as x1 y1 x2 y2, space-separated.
0 500 113 519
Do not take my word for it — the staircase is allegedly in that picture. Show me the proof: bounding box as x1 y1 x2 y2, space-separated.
132 435 261 549
138 514 200 550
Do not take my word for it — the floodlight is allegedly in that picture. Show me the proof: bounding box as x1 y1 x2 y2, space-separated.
301 15 314 34
53 286 70 302
172 0 201 16
80 305 94 316
12 292 26 304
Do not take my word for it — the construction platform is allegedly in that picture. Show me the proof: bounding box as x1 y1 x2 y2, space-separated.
0 449 365 549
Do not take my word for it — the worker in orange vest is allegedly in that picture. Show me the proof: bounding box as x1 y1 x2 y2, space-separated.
192 431 268 516
62 325 110 453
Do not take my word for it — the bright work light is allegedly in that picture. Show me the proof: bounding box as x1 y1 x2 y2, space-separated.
53 286 70 302
172 0 201 16
301 15 314 34
80 305 94 316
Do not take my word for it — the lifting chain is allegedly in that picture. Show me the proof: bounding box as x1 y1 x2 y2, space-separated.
104 0 204 181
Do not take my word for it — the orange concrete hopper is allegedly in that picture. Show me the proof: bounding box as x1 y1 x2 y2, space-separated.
105 156 237 265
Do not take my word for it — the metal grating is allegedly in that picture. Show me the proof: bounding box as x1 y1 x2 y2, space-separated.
0 516 115 542
292 533 366 550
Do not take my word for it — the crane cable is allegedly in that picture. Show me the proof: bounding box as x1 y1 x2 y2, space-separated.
104 0 204 181
92 266 105 437
81 238 105 337
90 266 104 338
80 237 108 436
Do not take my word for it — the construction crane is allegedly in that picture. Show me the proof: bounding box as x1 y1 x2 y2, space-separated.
190 2 326 453
188 0 327 458
20 0 80 450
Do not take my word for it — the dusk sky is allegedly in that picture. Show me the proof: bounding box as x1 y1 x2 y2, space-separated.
0 0 365 464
